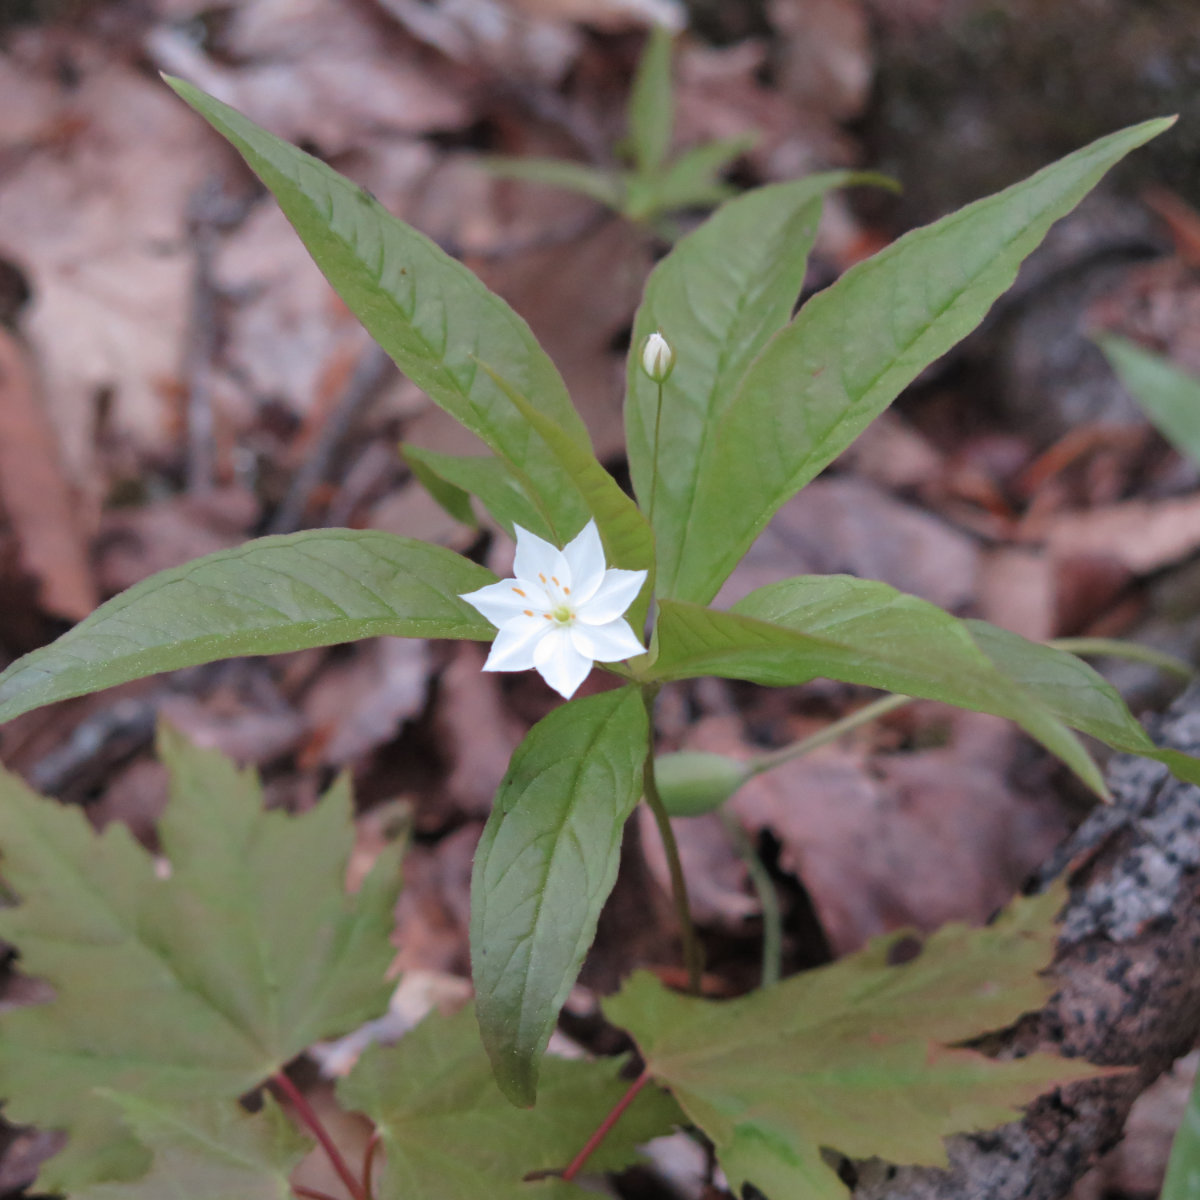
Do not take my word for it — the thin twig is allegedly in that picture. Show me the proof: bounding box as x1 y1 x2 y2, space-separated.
642 687 704 994
273 1071 365 1200
183 176 246 494
267 344 394 535
561 1070 652 1183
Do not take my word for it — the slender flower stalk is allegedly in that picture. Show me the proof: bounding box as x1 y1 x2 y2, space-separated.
719 807 782 987
640 331 674 526
648 378 665 526
748 693 913 776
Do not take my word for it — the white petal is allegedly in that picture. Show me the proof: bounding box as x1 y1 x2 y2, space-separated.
562 520 606 604
512 525 569 589
460 579 550 627
576 569 648 624
569 618 645 663
533 626 594 698
483 616 550 672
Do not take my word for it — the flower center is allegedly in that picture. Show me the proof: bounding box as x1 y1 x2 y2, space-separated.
537 572 575 625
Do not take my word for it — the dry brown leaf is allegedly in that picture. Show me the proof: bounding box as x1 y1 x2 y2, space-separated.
368 477 480 551
716 476 981 611
432 642 526 819
94 487 259 595
768 0 873 122
675 37 855 181
210 202 378 432
1032 493 1200 575
0 34 226 483
300 637 431 768
836 410 945 493
146 0 471 155
676 710 1067 956
977 547 1056 642
0 327 97 621
478 219 649 460
637 805 757 928
1071 1051 1198 1200
157 693 309 768
392 824 477 975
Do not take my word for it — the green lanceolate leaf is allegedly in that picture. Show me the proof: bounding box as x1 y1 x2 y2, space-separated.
471 687 649 1106
625 172 869 598
401 443 481 527
166 77 592 542
628 23 674 175
401 443 543 532
76 1095 309 1200
645 135 756 212
339 1004 680 1199
0 529 494 723
481 156 625 208
1097 334 1200 466
965 620 1200 784
604 886 1100 1200
672 117 1173 603
0 728 401 1190
645 573 1200 796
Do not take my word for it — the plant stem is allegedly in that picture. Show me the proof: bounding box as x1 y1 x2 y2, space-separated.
1049 637 1195 680
718 808 782 988
293 1187 342 1200
648 380 664 526
642 686 704 994
273 1071 366 1200
748 693 912 776
361 1130 381 1200
561 1070 652 1183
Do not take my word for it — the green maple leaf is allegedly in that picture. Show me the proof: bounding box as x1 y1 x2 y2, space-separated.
338 1004 681 1198
604 886 1104 1200
0 724 403 1191
75 1094 310 1200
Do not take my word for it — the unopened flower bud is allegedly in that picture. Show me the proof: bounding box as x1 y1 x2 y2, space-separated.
641 330 675 383
654 751 750 817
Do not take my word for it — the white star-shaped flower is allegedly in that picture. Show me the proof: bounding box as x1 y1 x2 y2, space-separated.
460 520 647 699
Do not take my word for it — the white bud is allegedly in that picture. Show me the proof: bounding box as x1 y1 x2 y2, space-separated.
641 330 675 383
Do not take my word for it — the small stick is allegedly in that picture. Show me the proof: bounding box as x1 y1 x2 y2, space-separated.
268 344 393 535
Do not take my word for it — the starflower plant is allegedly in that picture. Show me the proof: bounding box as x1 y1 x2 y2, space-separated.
0 71 1192 1200
460 520 646 698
